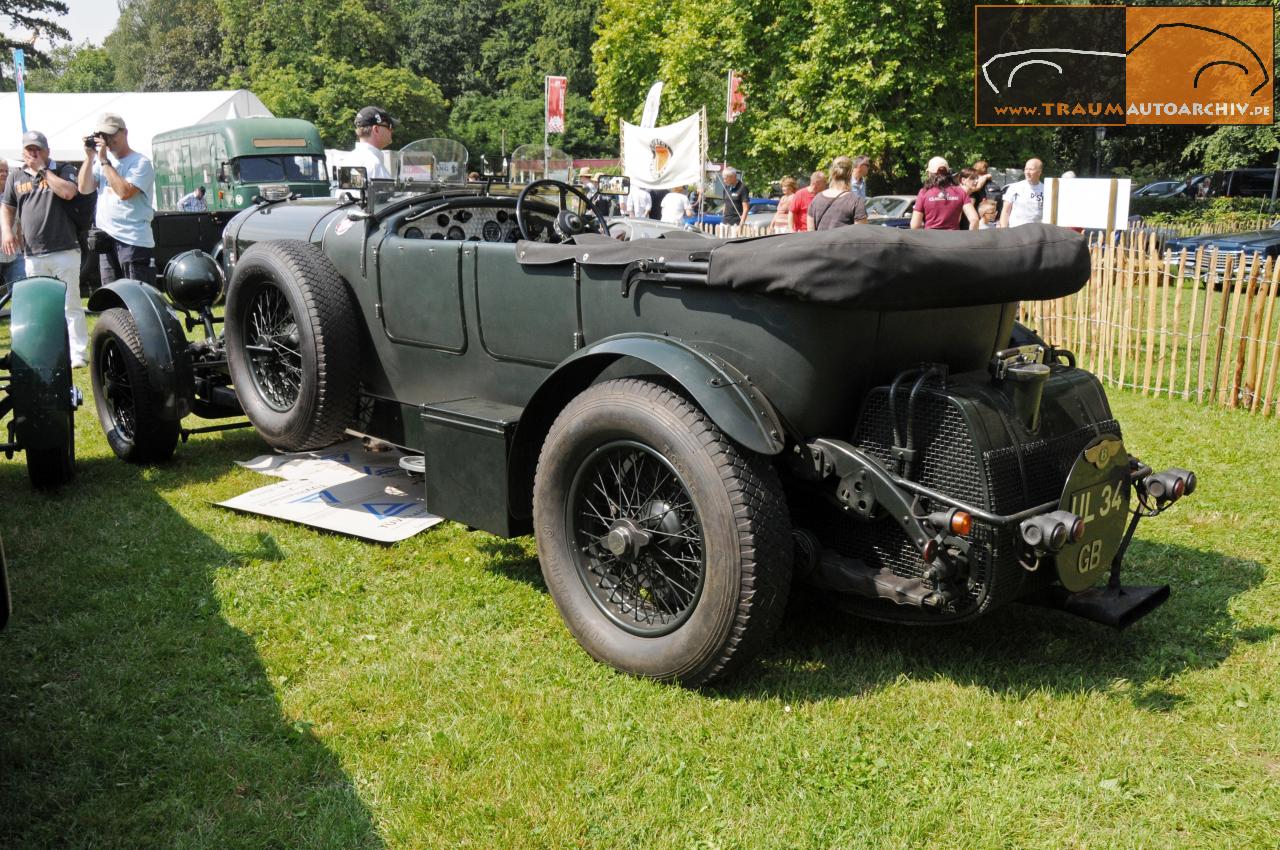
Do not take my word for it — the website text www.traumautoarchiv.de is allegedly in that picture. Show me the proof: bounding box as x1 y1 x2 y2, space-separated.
992 101 1271 118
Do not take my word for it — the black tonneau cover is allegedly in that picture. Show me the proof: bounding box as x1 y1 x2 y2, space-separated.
517 223 1091 308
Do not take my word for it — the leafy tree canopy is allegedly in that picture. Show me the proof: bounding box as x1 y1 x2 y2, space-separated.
0 0 69 87
105 0 227 91
448 90 610 161
23 41 116 92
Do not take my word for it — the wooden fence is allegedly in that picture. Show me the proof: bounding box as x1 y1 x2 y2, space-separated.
1020 231 1280 417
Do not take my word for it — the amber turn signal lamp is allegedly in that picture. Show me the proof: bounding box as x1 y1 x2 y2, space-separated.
950 511 973 536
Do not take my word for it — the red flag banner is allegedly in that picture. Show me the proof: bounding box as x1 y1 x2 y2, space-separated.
726 71 746 124
546 75 568 134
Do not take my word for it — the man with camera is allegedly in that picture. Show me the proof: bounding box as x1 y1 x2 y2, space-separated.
1 130 89 366
75 113 156 285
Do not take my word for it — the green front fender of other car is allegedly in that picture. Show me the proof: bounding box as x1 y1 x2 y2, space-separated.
8 277 75 453
88 280 194 421
507 332 788 518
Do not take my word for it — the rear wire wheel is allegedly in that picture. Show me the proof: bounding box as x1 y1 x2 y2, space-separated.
533 378 792 686
89 307 179 463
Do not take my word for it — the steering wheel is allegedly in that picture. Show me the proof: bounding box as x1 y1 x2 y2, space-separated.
515 179 611 242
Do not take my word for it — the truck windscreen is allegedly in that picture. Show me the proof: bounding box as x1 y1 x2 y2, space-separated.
235 155 327 183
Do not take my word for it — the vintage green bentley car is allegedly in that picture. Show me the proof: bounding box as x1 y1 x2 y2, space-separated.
86 154 1195 686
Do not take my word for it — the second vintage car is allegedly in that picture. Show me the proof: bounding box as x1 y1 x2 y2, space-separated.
86 142 1196 686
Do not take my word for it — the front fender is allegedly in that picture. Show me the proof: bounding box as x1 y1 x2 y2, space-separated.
88 280 194 420
507 333 787 518
8 277 74 451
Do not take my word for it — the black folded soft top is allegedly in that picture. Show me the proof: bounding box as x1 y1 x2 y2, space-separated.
516 223 1091 309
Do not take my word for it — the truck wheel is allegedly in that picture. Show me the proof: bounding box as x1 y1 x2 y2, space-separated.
533 378 792 686
26 410 74 489
225 240 359 451
90 308 180 463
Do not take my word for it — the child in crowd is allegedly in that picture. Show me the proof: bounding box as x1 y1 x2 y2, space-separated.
976 199 999 229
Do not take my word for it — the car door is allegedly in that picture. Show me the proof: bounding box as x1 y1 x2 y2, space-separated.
377 236 468 353
472 241 578 366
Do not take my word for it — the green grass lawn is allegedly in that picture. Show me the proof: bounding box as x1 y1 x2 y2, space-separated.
1 320 1278 848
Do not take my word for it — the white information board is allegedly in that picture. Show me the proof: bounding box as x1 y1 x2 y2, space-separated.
1042 177 1131 230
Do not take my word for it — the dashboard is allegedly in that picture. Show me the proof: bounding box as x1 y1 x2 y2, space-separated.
393 198 558 243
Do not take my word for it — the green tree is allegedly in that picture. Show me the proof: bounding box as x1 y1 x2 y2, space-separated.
448 90 610 160
0 0 69 88
244 59 446 148
395 0 501 103
105 0 227 90
592 0 1055 188
23 41 116 92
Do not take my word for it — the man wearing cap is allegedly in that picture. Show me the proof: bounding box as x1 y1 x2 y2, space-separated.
351 106 396 180
76 112 156 285
1 130 89 365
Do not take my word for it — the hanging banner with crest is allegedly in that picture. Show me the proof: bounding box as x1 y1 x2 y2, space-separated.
620 109 706 190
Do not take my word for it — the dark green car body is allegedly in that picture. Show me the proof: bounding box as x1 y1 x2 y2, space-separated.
90 175 1195 684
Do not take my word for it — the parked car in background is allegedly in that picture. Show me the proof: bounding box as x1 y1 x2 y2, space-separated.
684 197 776 228
865 194 916 228
1131 181 1186 200
1163 220 1280 279
605 217 705 240
1206 168 1279 199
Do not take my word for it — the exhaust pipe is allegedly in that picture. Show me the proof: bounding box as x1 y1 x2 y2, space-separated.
1025 584 1170 629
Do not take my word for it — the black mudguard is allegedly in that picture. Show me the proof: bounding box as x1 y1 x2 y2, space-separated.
88 280 194 421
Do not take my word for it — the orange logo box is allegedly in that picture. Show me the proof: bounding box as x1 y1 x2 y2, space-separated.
1126 6 1272 124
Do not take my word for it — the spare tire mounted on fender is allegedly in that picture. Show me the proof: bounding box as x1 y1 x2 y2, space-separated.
225 240 360 451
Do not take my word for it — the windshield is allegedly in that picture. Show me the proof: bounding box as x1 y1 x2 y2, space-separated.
234 155 327 183
866 197 907 216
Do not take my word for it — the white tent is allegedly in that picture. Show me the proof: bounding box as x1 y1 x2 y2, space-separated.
0 90 272 163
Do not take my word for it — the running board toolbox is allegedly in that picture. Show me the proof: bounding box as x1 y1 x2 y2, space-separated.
419 398 523 537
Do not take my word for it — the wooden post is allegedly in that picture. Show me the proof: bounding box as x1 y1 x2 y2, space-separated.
1209 254 1241 406
1119 232 1136 389
1243 257 1273 411
1167 248 1186 398
1233 259 1263 408
1222 254 1251 407
1254 259 1280 414
1152 234 1172 396
1197 249 1220 403
1185 247 1204 401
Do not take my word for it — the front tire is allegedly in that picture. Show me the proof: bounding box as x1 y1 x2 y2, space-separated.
533 379 792 686
225 240 359 451
90 308 180 463
26 410 74 489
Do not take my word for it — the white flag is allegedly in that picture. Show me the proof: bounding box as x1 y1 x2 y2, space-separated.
640 81 664 128
621 110 705 191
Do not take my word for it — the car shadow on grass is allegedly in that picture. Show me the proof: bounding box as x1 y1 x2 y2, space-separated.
727 538 1269 705
0 439 385 849
475 532 1267 707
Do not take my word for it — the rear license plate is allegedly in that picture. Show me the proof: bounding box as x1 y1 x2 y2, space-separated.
1053 436 1130 591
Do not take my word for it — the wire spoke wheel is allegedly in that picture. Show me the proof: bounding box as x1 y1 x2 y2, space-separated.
568 440 706 636
98 337 136 441
245 285 303 412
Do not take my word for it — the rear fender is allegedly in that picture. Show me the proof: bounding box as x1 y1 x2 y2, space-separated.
508 333 787 517
8 277 75 451
88 280 194 420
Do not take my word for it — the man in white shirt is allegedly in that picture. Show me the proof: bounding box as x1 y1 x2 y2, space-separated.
624 184 651 219
660 185 692 224
1000 158 1044 228
350 106 396 180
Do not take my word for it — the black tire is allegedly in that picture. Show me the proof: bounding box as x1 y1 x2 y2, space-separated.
533 378 792 686
26 410 74 489
225 240 359 452
89 308 180 463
